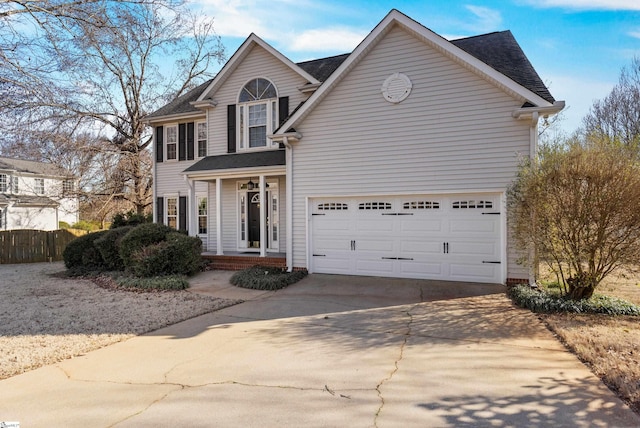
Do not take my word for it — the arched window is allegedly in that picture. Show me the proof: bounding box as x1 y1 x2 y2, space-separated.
238 78 278 149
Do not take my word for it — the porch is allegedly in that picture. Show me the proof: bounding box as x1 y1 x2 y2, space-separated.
202 251 286 271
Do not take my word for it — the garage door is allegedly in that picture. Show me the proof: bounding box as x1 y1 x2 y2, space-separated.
310 194 503 283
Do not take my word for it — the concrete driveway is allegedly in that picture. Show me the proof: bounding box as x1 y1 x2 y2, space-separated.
1 271 638 427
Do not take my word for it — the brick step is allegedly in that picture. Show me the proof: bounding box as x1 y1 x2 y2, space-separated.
202 255 286 271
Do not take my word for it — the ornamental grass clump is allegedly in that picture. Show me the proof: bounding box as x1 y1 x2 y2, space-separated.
230 266 308 291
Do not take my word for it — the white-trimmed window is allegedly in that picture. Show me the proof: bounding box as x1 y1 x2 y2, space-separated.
166 197 178 229
166 125 177 160
0 174 6 192
34 178 44 195
238 78 278 150
197 196 207 234
63 179 74 195
197 122 207 158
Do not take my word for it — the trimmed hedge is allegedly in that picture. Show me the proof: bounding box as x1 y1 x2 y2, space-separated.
94 226 134 271
118 223 175 268
129 232 202 277
508 284 640 316
63 230 109 273
230 265 308 291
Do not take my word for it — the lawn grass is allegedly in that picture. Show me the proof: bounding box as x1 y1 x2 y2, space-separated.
538 266 640 414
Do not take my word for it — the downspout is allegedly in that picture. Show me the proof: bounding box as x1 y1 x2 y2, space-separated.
529 112 540 285
283 137 293 272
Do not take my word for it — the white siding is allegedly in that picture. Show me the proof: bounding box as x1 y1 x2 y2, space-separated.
6 206 57 230
290 25 531 280
204 45 311 157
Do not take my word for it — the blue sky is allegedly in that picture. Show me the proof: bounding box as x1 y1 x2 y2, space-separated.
193 0 640 134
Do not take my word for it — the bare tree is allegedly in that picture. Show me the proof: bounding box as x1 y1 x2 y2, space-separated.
1 0 224 215
582 57 640 154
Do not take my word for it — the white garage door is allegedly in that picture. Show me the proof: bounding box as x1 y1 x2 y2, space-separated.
310 194 503 283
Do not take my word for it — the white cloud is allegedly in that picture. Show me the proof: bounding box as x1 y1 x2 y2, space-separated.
629 30 640 39
524 0 640 10
289 27 367 53
464 5 502 32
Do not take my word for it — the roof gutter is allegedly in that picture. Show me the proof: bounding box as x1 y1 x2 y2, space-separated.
269 132 303 143
512 100 565 120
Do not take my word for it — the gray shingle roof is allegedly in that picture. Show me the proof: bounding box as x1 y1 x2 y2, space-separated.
0 157 67 177
183 150 285 173
148 29 553 120
451 31 554 104
0 194 59 207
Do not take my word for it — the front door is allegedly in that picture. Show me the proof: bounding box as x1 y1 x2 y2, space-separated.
248 192 261 247
237 180 279 251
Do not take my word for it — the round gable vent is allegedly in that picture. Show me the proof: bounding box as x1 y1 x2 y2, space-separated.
381 72 412 104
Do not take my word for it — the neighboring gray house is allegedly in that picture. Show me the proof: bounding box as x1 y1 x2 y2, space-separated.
0 157 79 230
145 10 564 284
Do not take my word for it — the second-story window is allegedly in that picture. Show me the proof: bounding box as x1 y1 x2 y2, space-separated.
34 178 44 195
166 125 177 160
238 78 278 150
0 174 7 192
63 179 74 195
197 122 207 157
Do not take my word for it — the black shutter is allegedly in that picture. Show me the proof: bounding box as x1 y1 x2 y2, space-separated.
278 96 289 126
187 122 195 160
227 104 236 153
156 197 164 224
155 126 163 163
178 123 186 161
179 196 187 232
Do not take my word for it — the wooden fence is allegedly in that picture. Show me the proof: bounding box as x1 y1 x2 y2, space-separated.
0 229 87 264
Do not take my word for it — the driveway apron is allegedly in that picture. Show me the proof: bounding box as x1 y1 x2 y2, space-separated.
0 272 638 427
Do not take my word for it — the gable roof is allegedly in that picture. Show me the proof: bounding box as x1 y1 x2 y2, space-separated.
145 40 349 122
451 31 554 104
276 9 562 136
0 157 67 177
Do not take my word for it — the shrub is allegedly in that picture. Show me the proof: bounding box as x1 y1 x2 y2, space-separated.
58 221 71 229
508 284 640 316
115 275 189 290
129 233 202 277
118 223 174 268
231 265 308 291
94 226 134 271
63 230 109 273
71 220 103 231
111 211 152 229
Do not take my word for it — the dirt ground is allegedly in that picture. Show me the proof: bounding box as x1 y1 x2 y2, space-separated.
539 266 640 414
0 262 239 380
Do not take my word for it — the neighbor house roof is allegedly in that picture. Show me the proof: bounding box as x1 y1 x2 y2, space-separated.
0 194 59 207
183 150 285 173
0 157 67 177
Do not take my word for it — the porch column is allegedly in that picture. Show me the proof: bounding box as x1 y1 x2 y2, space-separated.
187 178 197 236
216 178 223 255
259 175 266 257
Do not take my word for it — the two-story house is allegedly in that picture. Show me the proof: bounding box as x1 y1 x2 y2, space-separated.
0 157 79 230
145 10 564 285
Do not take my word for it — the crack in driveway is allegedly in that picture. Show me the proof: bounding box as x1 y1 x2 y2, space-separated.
374 304 417 427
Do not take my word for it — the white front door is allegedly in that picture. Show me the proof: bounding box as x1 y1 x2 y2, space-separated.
310 194 503 283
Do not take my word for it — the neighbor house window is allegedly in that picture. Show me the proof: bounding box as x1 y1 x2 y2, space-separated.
197 122 207 157
166 125 177 160
34 178 44 195
11 176 18 193
238 78 277 150
63 179 74 195
197 196 207 234
0 174 6 192
166 197 177 229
